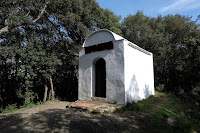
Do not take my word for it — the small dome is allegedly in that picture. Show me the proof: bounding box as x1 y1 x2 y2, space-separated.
83 29 124 47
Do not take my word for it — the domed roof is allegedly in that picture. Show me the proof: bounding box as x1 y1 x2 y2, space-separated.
83 29 124 47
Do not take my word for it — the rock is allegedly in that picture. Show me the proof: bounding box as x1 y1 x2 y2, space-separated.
167 116 176 126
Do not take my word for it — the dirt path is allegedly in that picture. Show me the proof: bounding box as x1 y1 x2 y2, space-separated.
0 101 162 133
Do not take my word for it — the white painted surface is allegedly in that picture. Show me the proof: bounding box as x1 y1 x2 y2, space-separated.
79 40 125 104
124 40 154 103
79 29 154 104
83 29 124 47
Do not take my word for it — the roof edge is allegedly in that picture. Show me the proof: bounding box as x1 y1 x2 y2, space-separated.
125 40 152 55
83 29 124 47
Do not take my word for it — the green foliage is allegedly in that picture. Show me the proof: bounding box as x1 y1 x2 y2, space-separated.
115 92 200 132
17 85 38 107
0 102 42 114
36 101 42 105
115 95 159 115
99 9 122 35
0 104 18 114
1 0 200 120
55 96 61 101
152 107 194 133
25 103 38 109
155 84 165 92
122 11 200 93
151 93 189 131
0 0 122 109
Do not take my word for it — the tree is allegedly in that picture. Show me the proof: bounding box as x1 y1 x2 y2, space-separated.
0 0 122 109
15 36 58 104
122 11 200 93
0 0 49 35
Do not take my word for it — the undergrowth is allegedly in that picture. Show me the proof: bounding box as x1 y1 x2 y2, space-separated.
115 95 159 115
0 104 18 114
0 101 42 114
115 91 200 133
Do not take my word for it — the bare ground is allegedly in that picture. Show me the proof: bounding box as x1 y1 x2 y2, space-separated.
0 101 159 133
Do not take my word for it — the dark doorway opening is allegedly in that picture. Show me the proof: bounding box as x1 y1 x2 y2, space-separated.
95 58 106 98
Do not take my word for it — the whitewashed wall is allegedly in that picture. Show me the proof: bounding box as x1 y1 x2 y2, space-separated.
83 30 124 47
124 40 154 103
79 29 154 105
79 30 125 104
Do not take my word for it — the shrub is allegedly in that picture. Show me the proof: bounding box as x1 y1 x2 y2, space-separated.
155 84 165 92
1 104 18 114
115 95 158 114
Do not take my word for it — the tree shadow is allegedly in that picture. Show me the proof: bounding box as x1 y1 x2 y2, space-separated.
27 109 135 133
126 75 141 103
144 84 151 99
0 114 26 133
0 108 156 133
126 75 154 103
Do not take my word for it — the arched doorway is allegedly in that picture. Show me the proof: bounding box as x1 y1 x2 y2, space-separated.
95 58 106 98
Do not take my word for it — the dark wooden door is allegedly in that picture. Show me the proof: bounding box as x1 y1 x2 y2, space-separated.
95 58 106 98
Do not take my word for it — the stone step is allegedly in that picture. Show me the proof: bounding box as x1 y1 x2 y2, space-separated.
91 97 107 102
67 100 122 113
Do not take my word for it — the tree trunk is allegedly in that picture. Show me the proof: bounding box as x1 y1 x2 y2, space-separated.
48 89 51 101
50 78 55 101
43 84 48 102
0 95 3 110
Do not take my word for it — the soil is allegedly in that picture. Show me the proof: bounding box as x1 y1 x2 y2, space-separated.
0 101 158 133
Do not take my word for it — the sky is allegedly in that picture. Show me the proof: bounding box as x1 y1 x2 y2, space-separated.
96 0 200 20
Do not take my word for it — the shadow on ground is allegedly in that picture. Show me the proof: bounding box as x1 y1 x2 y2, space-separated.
0 108 154 133
0 114 25 133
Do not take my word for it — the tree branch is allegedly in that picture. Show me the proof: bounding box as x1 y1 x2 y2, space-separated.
32 3 48 23
0 26 9 35
0 2 49 35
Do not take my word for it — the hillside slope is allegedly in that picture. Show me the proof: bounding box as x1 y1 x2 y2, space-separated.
0 92 199 133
